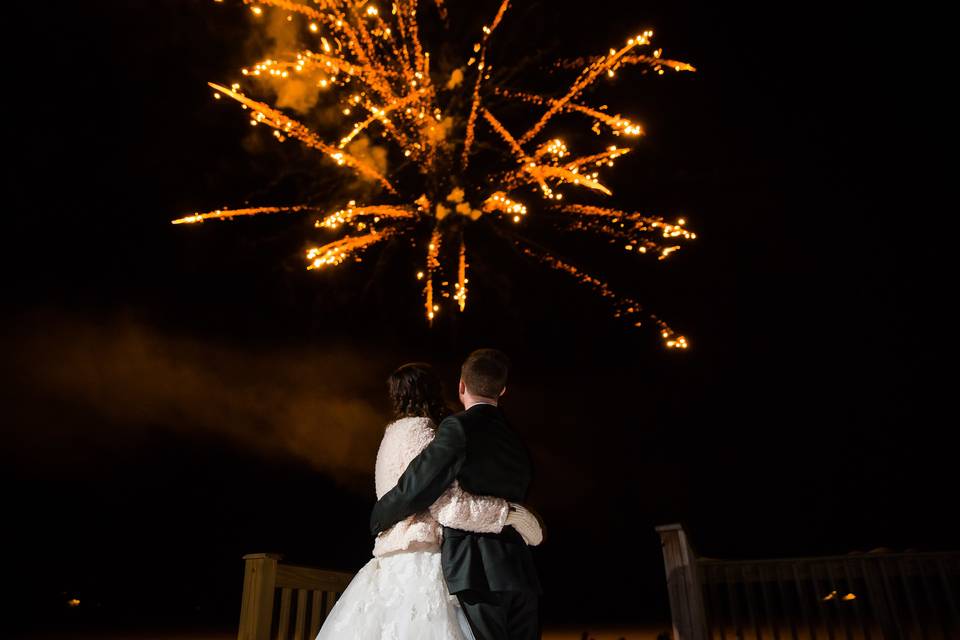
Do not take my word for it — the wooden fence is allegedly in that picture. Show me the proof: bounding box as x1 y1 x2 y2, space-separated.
657 523 960 640
237 553 353 640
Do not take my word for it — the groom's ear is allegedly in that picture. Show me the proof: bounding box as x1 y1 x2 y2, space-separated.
459 379 466 395
499 386 507 397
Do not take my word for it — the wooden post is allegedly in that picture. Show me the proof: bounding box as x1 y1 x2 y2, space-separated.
238 553 281 640
657 523 709 640
861 557 899 640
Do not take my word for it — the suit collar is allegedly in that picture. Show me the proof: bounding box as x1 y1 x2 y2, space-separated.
465 402 500 413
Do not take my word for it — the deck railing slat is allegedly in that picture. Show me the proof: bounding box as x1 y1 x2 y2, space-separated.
742 564 763 640
792 562 816 640
918 556 951 640
936 558 960 631
899 557 924 639
774 563 799 640
824 561 852 640
727 565 743 640
811 563 834 640
863 557 897 639
878 557 906 639
702 563 718 640
841 559 870 640
276 587 292 640
293 589 307 640
308 590 322 639
759 563 779 640
709 565 727 640
325 590 338 617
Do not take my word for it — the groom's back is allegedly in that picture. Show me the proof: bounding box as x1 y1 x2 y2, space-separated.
451 403 532 502
440 402 541 596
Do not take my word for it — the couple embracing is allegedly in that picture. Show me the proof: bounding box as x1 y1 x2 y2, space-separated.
316 349 544 640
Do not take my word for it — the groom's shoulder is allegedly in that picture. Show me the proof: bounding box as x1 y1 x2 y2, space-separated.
448 405 503 431
436 412 468 435
437 411 466 429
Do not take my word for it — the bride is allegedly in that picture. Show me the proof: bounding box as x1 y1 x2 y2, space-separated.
316 362 541 639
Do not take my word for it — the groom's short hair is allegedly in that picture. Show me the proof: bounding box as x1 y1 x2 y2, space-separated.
461 348 510 398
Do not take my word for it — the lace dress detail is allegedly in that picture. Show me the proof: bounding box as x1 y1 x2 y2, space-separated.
315 551 475 640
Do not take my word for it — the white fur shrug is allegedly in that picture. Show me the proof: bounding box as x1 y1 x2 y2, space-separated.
372 416 510 557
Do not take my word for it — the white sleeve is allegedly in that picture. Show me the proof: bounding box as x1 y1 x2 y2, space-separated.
428 480 510 533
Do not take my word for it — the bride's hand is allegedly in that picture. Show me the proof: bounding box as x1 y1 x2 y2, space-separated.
505 503 544 546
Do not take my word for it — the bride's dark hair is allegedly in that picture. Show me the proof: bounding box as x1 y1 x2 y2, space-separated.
387 362 450 426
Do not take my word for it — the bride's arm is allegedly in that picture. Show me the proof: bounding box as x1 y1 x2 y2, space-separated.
430 486 544 544
429 481 509 533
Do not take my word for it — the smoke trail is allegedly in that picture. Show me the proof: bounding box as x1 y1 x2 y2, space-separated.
4 311 392 484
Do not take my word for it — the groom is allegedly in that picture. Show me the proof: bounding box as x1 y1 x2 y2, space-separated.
370 348 542 639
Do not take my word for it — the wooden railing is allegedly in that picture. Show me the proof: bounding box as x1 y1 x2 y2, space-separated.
657 523 960 640
237 553 354 640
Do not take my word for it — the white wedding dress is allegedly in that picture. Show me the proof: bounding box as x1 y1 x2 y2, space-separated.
315 416 510 640
315 550 475 639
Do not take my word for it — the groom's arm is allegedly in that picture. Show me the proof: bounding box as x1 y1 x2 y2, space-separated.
370 416 467 536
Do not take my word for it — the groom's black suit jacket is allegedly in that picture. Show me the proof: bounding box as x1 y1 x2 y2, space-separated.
370 403 541 594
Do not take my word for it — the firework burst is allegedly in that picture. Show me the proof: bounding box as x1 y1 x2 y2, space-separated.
174 0 696 347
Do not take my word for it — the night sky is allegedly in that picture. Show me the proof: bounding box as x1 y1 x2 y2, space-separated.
5 0 954 635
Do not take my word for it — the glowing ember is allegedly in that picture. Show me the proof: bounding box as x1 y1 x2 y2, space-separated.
174 0 696 346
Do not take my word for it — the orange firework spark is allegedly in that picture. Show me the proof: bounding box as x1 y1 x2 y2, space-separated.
172 205 317 224
316 202 415 229
495 87 645 137
306 228 396 269
518 243 687 348
455 236 467 312
424 227 441 324
174 1 696 346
